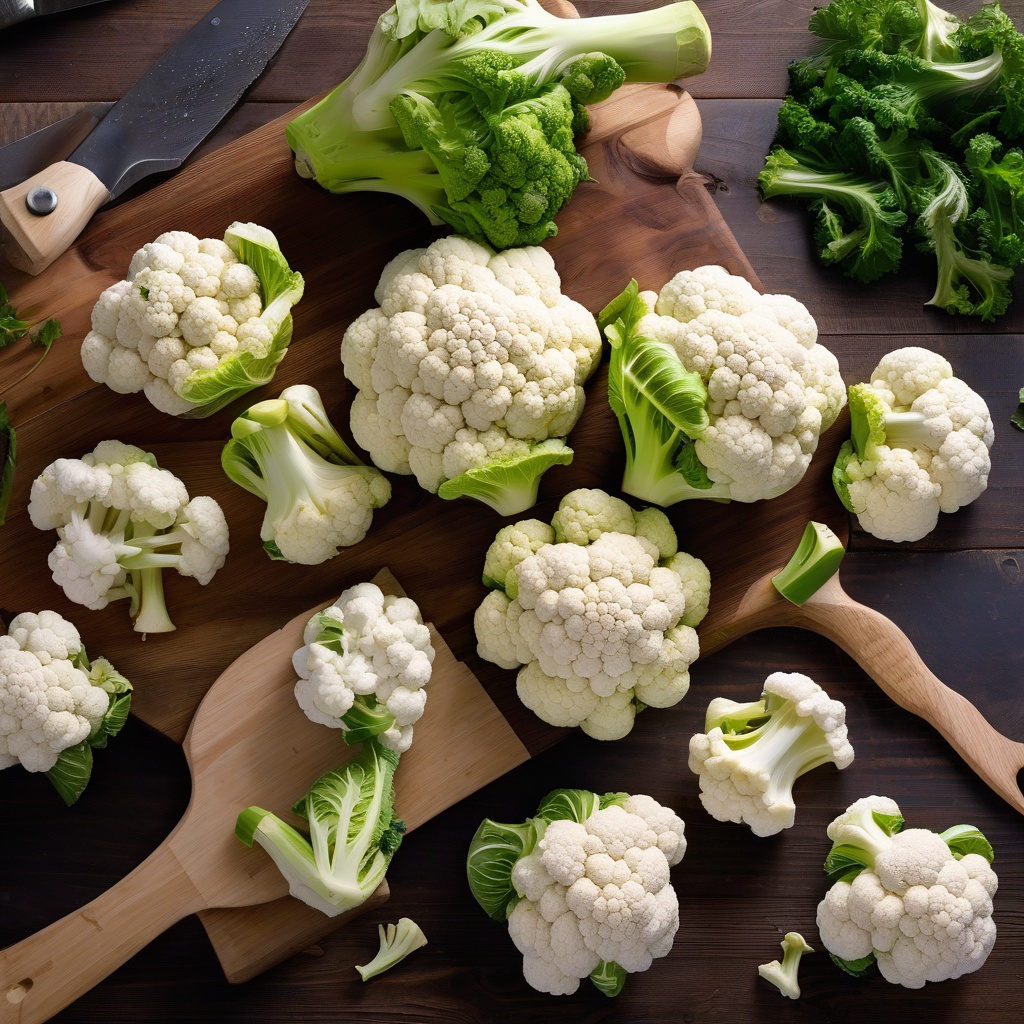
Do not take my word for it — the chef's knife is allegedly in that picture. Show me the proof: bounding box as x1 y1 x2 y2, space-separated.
0 0 310 276
0 0 110 31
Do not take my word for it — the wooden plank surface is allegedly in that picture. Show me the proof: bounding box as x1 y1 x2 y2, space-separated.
1 1 1023 1022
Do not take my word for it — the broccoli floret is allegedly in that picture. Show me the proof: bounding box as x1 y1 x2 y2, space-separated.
285 0 711 250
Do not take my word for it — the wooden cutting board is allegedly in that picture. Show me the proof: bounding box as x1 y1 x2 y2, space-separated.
0 73 756 985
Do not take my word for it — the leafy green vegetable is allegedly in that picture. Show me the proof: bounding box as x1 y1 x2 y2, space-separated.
757 0 1024 320
286 0 712 249
772 521 846 605
0 402 14 526
45 651 133 807
0 280 62 369
1010 385 1024 429
236 740 406 918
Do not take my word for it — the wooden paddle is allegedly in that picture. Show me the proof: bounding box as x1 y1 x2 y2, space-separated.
0 570 529 1023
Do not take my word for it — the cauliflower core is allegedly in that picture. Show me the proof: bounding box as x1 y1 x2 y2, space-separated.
474 488 710 740
341 235 602 513
292 582 435 754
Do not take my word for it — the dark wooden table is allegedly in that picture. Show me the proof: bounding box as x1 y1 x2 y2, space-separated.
2 1 1023 1021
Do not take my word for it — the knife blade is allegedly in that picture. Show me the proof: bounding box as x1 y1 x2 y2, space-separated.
0 104 110 192
0 0 310 276
0 0 111 31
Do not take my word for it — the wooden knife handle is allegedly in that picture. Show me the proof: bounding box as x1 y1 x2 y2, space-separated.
798 576 1024 815
0 842 203 1023
0 162 109 276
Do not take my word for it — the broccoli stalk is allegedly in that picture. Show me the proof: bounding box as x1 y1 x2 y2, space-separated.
221 385 391 564
236 740 406 918
598 280 718 507
286 0 711 249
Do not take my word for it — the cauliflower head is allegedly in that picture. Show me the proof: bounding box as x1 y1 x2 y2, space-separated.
598 266 846 505
833 347 995 542
816 795 998 988
81 222 303 417
0 610 131 804
688 671 854 837
292 582 435 754
222 384 391 565
28 440 229 634
341 235 602 515
474 488 710 740
468 788 686 997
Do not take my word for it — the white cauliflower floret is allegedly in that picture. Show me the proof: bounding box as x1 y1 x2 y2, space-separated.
688 671 854 836
471 790 686 996
834 347 994 542
292 583 435 753
28 441 228 634
816 796 999 989
474 489 710 740
81 222 302 416
341 235 602 515
0 610 130 802
604 267 844 506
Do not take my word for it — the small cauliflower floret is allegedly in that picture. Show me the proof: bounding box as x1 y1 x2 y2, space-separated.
599 270 844 506
816 796 999 988
474 489 710 740
81 221 303 417
688 671 854 836
468 789 686 997
341 235 602 515
292 582 435 753
222 385 391 565
833 347 994 542
27 441 228 634
0 610 131 804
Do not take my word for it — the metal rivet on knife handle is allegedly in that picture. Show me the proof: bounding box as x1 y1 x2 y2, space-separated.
0 161 109 276
25 187 58 216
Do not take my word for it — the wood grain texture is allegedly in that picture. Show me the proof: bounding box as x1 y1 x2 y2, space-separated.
1 1 1023 1021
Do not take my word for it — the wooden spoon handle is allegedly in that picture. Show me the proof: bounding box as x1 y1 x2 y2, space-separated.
0 841 203 1023
0 162 109 276
798 576 1024 815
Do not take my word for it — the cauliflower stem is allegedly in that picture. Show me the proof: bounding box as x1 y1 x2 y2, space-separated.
236 739 406 918
771 520 845 606
355 918 429 980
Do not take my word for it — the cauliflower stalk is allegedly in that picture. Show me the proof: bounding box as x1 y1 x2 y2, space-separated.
474 488 710 740
292 582 435 754
597 267 846 506
286 0 711 250
0 610 131 805
467 787 687 997
833 346 994 542
355 917 428 981
222 384 391 565
341 235 602 516
81 222 304 417
236 738 406 918
28 440 229 634
758 931 813 999
816 795 998 988
688 671 854 836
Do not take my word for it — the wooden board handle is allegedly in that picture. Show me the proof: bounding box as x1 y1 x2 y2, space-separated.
0 162 109 276
0 842 203 1023
798 576 1024 815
